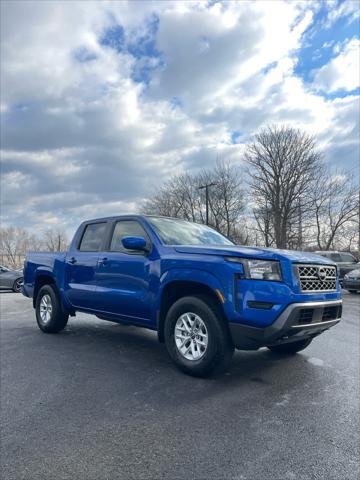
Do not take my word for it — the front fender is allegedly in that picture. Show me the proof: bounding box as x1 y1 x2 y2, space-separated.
160 267 223 292
153 267 234 325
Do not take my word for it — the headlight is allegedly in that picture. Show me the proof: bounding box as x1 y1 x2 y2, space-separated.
226 257 282 281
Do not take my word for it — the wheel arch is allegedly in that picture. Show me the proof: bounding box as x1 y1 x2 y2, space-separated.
157 280 226 343
33 273 57 308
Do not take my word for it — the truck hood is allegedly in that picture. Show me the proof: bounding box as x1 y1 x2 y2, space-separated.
173 245 336 265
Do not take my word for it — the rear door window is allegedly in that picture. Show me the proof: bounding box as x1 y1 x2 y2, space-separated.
79 223 107 252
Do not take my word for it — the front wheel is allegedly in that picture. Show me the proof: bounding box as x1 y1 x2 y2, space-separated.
35 285 69 333
267 337 312 354
164 295 234 377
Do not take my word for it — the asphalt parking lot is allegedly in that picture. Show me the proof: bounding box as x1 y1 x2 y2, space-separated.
1 291 359 480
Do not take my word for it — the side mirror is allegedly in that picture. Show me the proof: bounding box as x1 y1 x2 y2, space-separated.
121 236 148 252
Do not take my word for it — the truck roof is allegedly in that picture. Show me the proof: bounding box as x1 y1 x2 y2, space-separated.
82 214 146 223
80 214 199 224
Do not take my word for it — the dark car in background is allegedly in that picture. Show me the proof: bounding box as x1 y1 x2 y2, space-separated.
343 268 360 293
315 251 359 284
0 265 23 292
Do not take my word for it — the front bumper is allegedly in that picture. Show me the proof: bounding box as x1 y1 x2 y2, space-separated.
229 299 342 350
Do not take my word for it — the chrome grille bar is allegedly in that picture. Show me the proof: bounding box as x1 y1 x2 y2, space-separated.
296 264 337 293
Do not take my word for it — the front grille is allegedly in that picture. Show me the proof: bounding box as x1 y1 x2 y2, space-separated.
296 264 337 292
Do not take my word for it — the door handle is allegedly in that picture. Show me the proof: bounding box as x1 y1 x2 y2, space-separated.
68 257 77 264
98 257 108 266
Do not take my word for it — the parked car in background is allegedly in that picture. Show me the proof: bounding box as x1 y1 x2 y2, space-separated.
315 251 359 284
0 265 23 292
22 215 342 377
343 268 360 293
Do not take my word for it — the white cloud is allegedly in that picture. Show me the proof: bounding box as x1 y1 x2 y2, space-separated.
0 0 359 233
324 0 360 28
312 38 360 92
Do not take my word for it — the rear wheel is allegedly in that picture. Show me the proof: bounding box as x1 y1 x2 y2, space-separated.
12 278 23 293
267 337 312 354
35 284 69 333
164 295 234 377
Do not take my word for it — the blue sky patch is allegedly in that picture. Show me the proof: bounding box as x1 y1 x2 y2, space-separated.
261 61 277 75
100 24 125 52
295 1 359 86
74 47 97 63
98 16 163 86
230 130 242 144
127 14 161 60
170 97 183 109
319 86 360 100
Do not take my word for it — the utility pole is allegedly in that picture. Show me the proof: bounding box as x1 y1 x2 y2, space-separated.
298 198 303 250
198 182 216 225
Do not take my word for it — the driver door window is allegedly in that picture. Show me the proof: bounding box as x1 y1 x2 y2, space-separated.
110 221 150 253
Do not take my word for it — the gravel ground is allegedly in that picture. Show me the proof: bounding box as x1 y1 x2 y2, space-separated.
1 290 359 480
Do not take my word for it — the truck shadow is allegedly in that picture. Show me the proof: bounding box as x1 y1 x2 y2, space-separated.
40 317 324 407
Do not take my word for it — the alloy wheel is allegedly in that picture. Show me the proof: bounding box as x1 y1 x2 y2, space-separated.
39 294 53 324
175 312 208 361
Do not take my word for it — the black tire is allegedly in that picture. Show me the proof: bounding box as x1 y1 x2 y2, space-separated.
35 284 69 333
164 295 234 377
12 277 23 293
348 290 358 294
267 337 312 354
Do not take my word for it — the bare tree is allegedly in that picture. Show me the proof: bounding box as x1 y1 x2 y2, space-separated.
335 221 359 252
0 227 24 267
43 228 68 252
0 226 69 268
312 170 359 250
142 174 199 221
200 161 246 239
0 227 40 268
253 203 276 247
141 160 246 242
245 125 323 249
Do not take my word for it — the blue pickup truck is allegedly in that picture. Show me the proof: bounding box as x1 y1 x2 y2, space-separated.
22 215 342 376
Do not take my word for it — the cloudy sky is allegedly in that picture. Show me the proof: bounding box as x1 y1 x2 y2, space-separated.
1 0 359 236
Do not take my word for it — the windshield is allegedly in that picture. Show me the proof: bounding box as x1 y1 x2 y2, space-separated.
147 217 234 246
